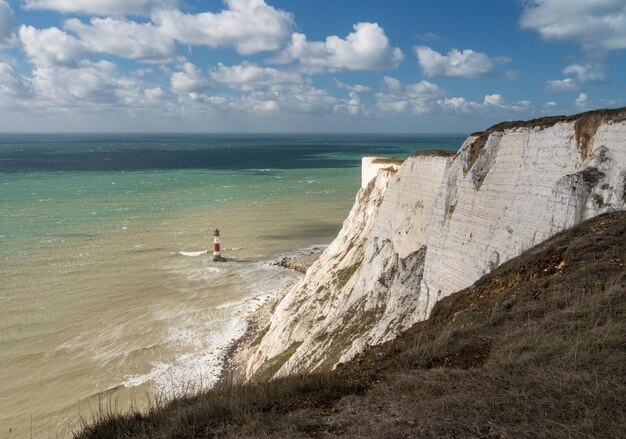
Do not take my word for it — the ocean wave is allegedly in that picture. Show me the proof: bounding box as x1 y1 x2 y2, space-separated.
179 250 208 257
122 261 301 398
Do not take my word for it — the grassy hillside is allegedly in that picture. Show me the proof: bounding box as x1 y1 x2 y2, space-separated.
77 211 626 438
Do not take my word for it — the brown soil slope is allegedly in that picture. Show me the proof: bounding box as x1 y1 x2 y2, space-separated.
77 211 626 439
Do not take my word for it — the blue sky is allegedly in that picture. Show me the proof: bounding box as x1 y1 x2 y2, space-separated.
0 0 624 132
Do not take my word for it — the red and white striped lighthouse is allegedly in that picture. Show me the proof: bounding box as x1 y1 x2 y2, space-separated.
213 228 224 261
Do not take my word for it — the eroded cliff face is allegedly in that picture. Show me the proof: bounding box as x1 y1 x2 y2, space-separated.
419 112 626 316
243 155 450 379
241 109 626 381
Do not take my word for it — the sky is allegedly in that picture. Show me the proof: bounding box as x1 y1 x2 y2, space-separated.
0 0 624 133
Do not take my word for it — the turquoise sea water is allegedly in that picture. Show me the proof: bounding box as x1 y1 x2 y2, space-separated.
0 134 463 436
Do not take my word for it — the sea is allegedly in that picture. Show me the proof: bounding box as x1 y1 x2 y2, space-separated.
0 133 463 437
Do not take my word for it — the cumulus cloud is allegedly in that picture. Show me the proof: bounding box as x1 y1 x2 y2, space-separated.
334 91 364 115
242 84 337 114
380 76 442 97
64 17 177 62
414 46 507 78
154 0 293 55
544 77 579 93
437 95 532 113
373 76 532 116
521 0 626 83
375 76 443 114
562 63 606 83
520 0 626 50
19 25 87 67
0 63 31 100
210 62 303 91
270 22 404 72
483 94 504 106
23 0 178 16
0 0 17 48
575 92 588 108
170 62 212 97
30 60 165 108
334 79 373 93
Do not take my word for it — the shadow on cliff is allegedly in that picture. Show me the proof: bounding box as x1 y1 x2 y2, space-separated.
75 210 626 438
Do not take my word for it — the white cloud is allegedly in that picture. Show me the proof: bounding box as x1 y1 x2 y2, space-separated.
210 62 303 91
544 77 579 93
380 76 442 96
270 22 404 72
521 0 626 83
167 78 340 116
171 62 212 99
241 84 337 114
334 91 364 115
0 0 17 48
154 0 293 55
23 0 178 16
437 94 532 113
0 63 31 101
562 63 606 82
438 97 469 111
520 0 626 50
483 94 504 106
19 25 87 67
30 60 165 108
545 101 557 107
575 92 588 108
31 61 116 104
373 76 532 116
414 46 507 78
334 79 373 93
64 18 177 62
375 76 443 114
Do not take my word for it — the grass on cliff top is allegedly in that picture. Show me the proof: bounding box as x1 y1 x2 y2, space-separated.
76 211 626 438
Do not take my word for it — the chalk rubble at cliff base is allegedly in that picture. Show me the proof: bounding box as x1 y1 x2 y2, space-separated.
234 108 626 381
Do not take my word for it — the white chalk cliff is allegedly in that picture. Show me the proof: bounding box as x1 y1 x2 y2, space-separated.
241 109 626 381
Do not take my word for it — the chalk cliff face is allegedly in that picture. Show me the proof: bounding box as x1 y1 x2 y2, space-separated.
242 109 626 381
419 117 626 318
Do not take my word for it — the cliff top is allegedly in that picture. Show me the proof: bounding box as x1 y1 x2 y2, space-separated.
466 107 626 172
77 211 626 438
410 149 456 158
470 106 626 137
370 156 405 165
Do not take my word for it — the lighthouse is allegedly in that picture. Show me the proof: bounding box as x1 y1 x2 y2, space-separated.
213 228 224 262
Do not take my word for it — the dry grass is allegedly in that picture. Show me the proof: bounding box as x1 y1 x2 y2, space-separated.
77 211 626 438
371 157 406 165
74 372 367 439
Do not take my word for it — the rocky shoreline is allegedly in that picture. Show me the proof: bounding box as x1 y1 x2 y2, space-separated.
217 247 325 386
272 246 325 273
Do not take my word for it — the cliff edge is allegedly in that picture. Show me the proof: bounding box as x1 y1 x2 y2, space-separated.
237 108 626 381
78 210 626 438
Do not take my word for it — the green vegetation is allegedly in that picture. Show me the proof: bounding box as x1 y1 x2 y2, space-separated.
251 341 303 383
77 212 626 438
250 325 270 347
334 260 363 289
315 302 386 372
372 157 406 165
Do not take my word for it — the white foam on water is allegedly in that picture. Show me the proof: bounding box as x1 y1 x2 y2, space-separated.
122 259 302 398
179 250 208 257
